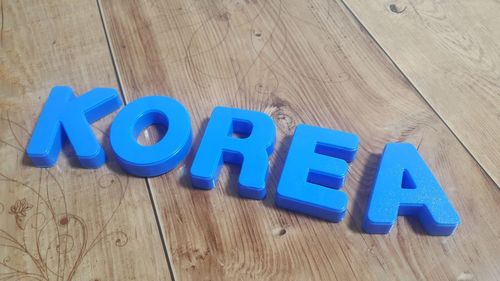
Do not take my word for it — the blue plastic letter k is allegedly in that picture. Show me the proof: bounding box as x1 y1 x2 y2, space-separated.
26 86 122 168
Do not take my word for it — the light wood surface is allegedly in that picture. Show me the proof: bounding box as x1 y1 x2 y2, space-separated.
0 1 171 280
2 0 499 280
342 0 500 186
99 0 500 280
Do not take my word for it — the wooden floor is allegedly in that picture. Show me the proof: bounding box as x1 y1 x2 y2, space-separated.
0 0 498 280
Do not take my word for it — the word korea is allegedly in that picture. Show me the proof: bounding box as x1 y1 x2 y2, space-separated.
26 87 460 236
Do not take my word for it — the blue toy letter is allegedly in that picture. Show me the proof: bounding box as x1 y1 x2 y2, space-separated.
363 143 460 236
110 96 192 177
275 124 358 222
190 107 276 199
26 86 122 168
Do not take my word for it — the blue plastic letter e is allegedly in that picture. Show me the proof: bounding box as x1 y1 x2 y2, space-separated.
276 124 358 222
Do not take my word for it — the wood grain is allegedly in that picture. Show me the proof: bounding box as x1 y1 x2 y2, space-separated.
100 0 500 280
341 0 500 186
0 1 171 280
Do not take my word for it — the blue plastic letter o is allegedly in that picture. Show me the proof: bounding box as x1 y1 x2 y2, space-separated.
110 96 192 177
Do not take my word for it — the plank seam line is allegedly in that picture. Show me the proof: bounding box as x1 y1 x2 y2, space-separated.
339 0 498 188
95 1 177 280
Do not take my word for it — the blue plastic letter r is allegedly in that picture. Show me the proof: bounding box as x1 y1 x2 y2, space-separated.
190 107 276 200
26 86 122 168
275 124 358 222
363 143 460 236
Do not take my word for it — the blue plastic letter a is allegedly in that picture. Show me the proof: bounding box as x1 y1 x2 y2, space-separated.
363 143 460 236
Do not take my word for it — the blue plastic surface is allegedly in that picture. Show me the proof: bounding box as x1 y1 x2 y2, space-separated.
26 86 122 168
363 143 460 236
275 124 358 222
190 107 276 199
110 96 192 177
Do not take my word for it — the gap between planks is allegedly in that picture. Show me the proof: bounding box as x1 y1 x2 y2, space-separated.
96 0 178 280
338 0 499 189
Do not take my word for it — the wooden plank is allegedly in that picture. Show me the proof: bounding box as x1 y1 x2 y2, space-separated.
0 1 171 280
341 0 500 185
100 0 500 280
